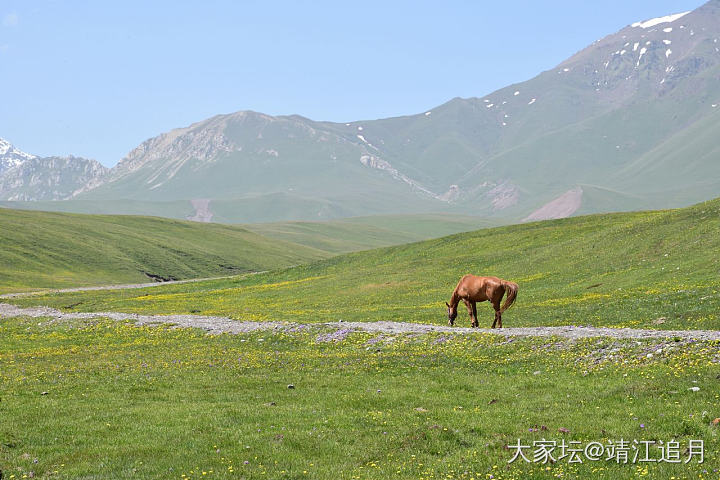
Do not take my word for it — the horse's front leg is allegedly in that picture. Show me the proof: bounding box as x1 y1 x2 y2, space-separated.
463 300 475 327
471 302 479 328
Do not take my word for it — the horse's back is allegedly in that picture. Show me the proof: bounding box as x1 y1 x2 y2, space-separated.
458 274 506 301
461 274 502 288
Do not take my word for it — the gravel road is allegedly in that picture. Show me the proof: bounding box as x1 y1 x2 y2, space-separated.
2 302 720 340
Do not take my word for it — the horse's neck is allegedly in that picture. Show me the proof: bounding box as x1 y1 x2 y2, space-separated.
449 289 461 307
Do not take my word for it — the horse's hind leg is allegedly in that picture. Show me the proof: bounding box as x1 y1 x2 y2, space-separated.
492 300 502 329
471 302 479 328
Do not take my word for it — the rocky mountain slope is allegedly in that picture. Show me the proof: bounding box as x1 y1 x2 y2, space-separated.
3 1 720 221
0 146 108 201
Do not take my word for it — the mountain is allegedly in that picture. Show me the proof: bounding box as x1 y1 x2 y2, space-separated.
0 138 36 175
4 1 720 222
0 137 109 201
0 155 108 201
71 111 449 222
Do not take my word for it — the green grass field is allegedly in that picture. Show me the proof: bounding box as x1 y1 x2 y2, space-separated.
0 209 498 294
13 197 720 331
243 214 497 254
3 199 720 479
0 209 328 294
1 317 718 479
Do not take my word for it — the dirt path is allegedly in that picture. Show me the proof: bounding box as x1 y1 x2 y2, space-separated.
0 275 243 299
2 302 720 340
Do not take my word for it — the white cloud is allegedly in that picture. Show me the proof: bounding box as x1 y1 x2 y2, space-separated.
2 12 19 27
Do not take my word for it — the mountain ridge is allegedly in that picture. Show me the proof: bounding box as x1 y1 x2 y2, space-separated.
2 1 719 221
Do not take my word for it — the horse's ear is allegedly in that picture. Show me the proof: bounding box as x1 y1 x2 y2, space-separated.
445 302 450 307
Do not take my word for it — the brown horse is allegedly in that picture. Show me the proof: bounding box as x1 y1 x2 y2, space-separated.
445 274 518 328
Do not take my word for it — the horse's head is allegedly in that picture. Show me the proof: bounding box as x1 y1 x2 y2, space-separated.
446 301 457 326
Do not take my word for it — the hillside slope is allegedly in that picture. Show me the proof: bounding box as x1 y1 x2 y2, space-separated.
16 196 720 331
243 214 498 253
0 209 328 293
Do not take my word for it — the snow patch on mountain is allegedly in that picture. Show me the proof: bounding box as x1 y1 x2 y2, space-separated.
631 11 690 29
0 138 37 174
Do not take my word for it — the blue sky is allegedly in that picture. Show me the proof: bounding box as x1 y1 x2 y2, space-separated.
0 0 706 166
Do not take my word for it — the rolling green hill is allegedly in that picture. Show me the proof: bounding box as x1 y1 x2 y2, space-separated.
243 214 498 254
17 196 720 331
0 209 329 293
0 209 498 293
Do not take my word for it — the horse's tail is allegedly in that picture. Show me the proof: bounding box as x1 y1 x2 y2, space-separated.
500 281 518 313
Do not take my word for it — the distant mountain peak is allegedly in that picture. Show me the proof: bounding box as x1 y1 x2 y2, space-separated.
0 154 108 201
0 138 37 175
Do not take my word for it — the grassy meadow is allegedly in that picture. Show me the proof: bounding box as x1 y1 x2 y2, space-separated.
0 208 328 294
11 197 720 331
2 316 719 479
243 214 497 254
0 208 496 294
2 199 720 479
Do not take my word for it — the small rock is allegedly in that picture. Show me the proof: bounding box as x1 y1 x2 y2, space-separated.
40 391 48 396
533 370 541 375
689 387 700 392
414 407 428 412
653 317 666 325
287 384 295 389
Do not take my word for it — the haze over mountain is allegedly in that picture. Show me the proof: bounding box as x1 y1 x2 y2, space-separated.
2 1 720 222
